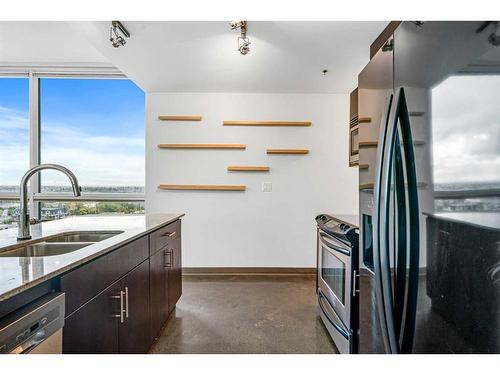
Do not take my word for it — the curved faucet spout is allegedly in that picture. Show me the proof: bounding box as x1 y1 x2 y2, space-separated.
18 164 81 241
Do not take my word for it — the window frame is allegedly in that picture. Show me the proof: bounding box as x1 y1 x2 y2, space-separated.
0 67 145 220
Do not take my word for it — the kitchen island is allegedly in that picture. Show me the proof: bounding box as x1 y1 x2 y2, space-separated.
0 213 184 353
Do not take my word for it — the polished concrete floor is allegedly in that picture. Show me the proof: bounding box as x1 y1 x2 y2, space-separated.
150 275 338 354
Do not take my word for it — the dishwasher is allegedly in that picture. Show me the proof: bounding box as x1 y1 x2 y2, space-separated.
0 292 65 354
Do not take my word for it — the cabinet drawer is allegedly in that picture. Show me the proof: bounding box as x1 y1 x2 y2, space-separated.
149 220 181 256
61 235 149 316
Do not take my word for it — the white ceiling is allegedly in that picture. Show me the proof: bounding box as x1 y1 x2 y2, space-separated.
0 21 386 93
71 21 387 93
0 22 109 66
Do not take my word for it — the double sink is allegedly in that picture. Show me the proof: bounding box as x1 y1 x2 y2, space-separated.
0 231 124 258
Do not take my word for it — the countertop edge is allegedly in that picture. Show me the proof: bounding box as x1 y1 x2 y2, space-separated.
0 214 185 302
423 212 499 232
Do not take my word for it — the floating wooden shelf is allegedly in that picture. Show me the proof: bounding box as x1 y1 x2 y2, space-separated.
158 115 202 121
227 166 270 172
158 184 246 191
158 144 246 150
266 148 309 155
223 121 311 127
358 117 372 124
359 141 378 148
358 164 369 170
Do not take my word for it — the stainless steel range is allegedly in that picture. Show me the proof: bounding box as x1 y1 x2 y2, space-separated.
315 214 359 354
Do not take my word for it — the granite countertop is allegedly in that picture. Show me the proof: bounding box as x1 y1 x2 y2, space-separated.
0 213 184 302
423 212 499 231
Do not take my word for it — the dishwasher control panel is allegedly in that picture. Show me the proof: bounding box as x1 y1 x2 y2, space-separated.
0 292 65 354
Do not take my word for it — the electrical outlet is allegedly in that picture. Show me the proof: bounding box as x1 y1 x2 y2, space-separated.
262 182 272 192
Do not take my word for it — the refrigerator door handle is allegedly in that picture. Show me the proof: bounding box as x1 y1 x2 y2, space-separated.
374 87 420 354
395 87 420 353
373 92 397 353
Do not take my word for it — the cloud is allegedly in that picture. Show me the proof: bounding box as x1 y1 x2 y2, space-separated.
432 75 500 183
0 106 144 187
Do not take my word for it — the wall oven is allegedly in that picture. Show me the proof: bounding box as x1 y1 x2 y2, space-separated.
316 214 359 354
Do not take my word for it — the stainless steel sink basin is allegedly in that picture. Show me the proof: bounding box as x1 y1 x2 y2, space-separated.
0 242 94 257
0 231 124 257
44 231 123 243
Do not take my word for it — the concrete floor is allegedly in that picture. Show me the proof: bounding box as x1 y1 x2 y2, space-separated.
150 275 338 354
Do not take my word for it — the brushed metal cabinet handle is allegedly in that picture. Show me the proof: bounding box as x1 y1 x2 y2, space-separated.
111 291 125 323
164 249 173 268
161 231 176 238
124 287 129 319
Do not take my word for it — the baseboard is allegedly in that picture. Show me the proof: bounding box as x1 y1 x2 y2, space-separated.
182 267 316 276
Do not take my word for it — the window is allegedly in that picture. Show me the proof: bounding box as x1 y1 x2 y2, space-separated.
40 78 145 193
0 77 29 228
0 72 145 227
432 75 500 212
0 77 29 192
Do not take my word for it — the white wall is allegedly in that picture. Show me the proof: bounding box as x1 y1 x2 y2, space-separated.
146 93 358 268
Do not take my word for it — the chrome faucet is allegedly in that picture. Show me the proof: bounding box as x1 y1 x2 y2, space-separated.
18 164 81 241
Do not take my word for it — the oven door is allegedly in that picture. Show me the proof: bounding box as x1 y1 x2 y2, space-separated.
317 230 352 327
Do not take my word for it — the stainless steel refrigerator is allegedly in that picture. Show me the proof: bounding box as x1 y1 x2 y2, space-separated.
357 21 500 353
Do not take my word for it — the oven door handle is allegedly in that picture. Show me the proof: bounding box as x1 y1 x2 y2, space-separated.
318 290 350 339
318 233 351 256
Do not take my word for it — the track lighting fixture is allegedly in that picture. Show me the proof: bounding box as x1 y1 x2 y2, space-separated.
230 20 251 55
488 22 500 46
476 21 500 47
109 21 130 48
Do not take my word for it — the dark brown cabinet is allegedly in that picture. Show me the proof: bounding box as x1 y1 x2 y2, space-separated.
149 221 182 341
60 236 149 317
63 260 151 353
63 279 121 353
168 239 182 311
118 260 151 353
149 248 170 340
61 219 182 354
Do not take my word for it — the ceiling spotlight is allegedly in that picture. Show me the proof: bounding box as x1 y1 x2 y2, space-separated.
476 21 500 47
230 20 251 55
109 21 130 48
488 22 500 47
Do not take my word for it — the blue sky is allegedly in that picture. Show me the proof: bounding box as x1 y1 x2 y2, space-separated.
0 78 145 187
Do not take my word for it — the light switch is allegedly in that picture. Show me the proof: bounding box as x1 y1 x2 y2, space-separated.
262 182 272 192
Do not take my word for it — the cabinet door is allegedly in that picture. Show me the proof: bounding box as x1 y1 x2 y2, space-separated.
63 281 121 354
168 238 182 312
150 248 169 340
118 260 151 354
